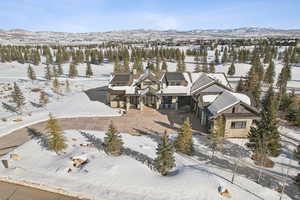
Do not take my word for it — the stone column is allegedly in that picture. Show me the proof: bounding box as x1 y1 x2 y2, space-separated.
138 96 144 111
126 96 130 111
156 96 161 109
172 96 178 110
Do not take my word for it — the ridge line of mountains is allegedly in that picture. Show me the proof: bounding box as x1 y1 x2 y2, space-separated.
0 27 299 45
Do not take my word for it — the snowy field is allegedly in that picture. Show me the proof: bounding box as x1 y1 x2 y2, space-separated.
0 62 121 137
0 130 290 200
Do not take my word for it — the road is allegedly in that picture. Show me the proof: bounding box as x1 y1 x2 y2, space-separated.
0 181 83 200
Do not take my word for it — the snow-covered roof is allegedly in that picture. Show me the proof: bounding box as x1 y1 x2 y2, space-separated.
202 95 218 103
190 73 215 94
207 73 231 88
208 91 251 115
161 86 190 95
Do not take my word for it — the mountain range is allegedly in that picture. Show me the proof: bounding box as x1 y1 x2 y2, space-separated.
0 27 299 45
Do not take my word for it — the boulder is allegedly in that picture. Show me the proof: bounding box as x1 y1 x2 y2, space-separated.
10 154 21 161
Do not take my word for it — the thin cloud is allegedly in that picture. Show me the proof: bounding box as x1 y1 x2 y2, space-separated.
144 13 179 30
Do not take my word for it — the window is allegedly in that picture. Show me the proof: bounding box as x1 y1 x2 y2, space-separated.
230 121 247 129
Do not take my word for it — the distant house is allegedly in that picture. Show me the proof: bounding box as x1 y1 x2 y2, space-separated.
107 69 259 138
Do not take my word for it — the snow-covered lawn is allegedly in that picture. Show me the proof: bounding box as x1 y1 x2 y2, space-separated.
0 130 289 200
224 125 300 178
0 62 121 137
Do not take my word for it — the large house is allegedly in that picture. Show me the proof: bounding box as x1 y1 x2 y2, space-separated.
107 69 259 138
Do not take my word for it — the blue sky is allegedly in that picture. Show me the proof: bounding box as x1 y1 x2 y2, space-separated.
0 0 299 32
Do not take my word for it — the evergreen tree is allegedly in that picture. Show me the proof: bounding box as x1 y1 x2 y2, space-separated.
11 82 25 110
123 56 130 73
104 121 123 156
161 61 168 72
294 144 300 188
45 113 67 154
65 79 71 93
263 60 275 85
52 78 60 93
52 66 58 78
194 63 202 73
245 63 261 107
27 65 36 81
277 64 291 104
227 62 236 75
68 63 78 78
154 130 176 176
39 91 49 105
209 115 225 157
85 62 93 77
209 62 215 73
175 118 193 155
247 86 281 160
236 78 246 92
286 97 300 124
202 63 208 73
57 64 63 76
45 65 52 80
113 56 121 73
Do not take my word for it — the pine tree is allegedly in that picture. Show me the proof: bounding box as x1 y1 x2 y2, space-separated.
236 78 246 92
194 63 202 73
227 62 236 75
45 113 67 154
286 97 300 124
277 64 291 104
11 82 25 110
154 130 176 176
123 56 130 73
294 144 300 188
113 56 121 73
245 63 261 107
104 121 123 156
175 118 193 155
161 61 168 72
65 79 71 93
27 65 36 81
263 60 275 85
57 64 63 76
85 62 93 77
68 63 78 78
247 86 281 161
209 115 225 157
45 65 52 80
39 91 49 105
52 78 60 93
209 62 215 73
52 66 58 78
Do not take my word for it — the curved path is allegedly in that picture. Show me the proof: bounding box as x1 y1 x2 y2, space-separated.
0 108 202 156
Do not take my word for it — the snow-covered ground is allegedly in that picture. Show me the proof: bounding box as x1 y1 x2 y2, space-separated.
0 130 289 200
0 62 121 137
224 125 300 178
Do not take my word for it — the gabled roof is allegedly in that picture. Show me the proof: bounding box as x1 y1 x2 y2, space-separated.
110 73 132 85
199 84 227 93
135 70 161 86
191 73 215 94
165 72 186 82
207 91 255 116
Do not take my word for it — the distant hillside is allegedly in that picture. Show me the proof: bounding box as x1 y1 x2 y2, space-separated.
0 27 299 45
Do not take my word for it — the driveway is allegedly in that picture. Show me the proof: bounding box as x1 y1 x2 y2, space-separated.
0 107 204 199
0 107 204 156
0 181 84 200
